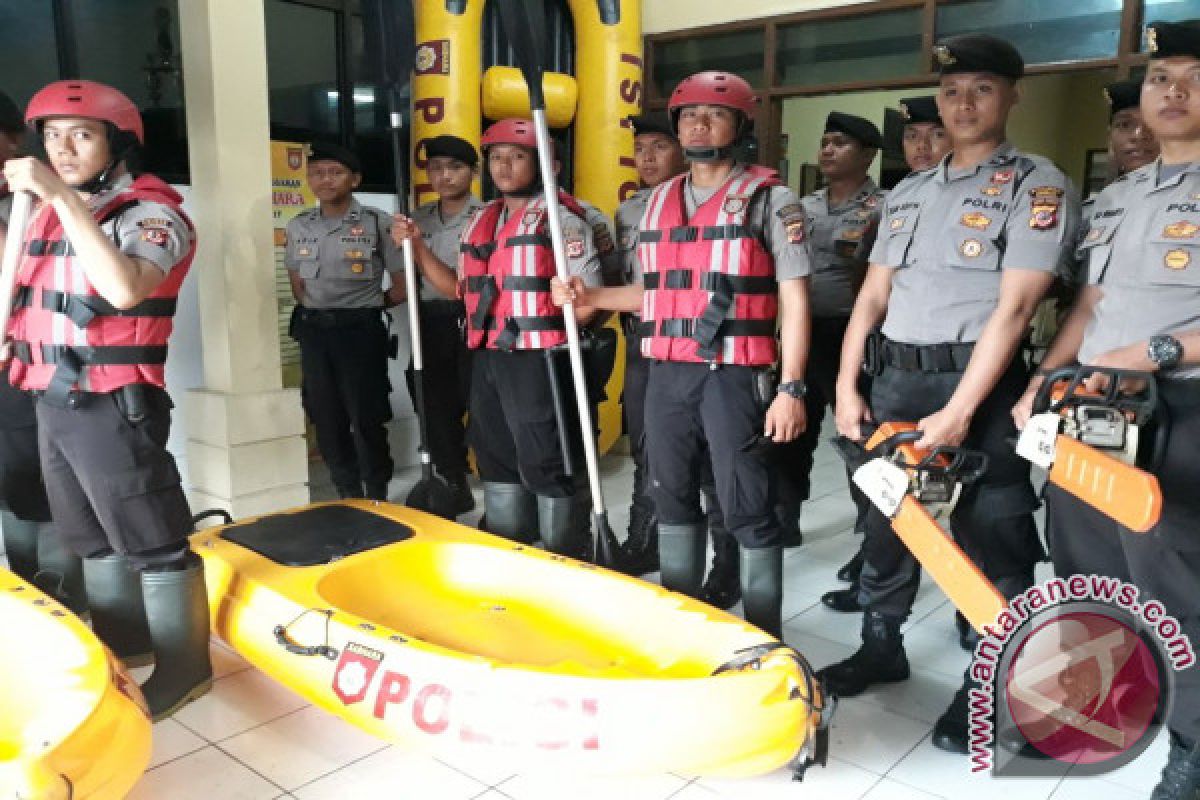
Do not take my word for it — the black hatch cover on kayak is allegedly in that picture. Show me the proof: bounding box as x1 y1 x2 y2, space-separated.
219 505 414 566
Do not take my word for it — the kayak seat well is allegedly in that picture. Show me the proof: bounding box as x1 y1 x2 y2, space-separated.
220 505 413 566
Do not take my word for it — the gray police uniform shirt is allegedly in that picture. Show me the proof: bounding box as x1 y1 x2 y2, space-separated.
578 199 622 286
628 166 814 284
801 178 886 317
285 199 403 309
410 195 484 302
462 200 604 288
616 188 651 285
89 173 192 273
1078 160 1200 380
870 143 1079 345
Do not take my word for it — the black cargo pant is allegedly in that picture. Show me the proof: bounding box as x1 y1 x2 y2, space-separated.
36 384 193 570
297 308 394 496
468 347 585 498
859 355 1044 617
404 299 471 482
0 373 51 522
1046 380 1200 743
622 320 652 513
645 361 779 549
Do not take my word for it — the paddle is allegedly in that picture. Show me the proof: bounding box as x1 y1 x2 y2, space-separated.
0 190 33 355
493 0 622 569
362 0 459 519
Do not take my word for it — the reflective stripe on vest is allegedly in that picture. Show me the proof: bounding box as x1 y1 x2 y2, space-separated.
8 174 194 397
459 192 584 351
637 167 780 366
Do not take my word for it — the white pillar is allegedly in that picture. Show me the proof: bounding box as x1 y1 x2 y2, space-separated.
178 0 309 517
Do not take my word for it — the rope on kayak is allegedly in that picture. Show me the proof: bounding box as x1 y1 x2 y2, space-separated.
712 642 829 718
273 607 339 660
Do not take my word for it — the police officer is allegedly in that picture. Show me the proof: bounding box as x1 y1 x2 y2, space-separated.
556 73 813 637
778 112 884 609
407 135 484 514
1103 78 1161 181
898 95 950 174
0 89 85 611
286 142 404 501
818 36 1079 755
1012 22 1200 796
393 118 601 555
3 80 210 719
824 99 951 611
612 112 684 576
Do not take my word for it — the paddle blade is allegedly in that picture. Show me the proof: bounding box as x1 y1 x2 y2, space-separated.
493 0 546 110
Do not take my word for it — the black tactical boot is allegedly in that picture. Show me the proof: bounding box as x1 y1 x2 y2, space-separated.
821 584 863 613
619 500 659 576
817 610 910 697
446 474 476 515
699 513 740 610
140 555 214 721
836 547 864 583
931 674 974 754
1152 732 1200 800
83 553 153 667
1 510 39 581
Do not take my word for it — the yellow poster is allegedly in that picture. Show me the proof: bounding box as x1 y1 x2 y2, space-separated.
270 141 316 381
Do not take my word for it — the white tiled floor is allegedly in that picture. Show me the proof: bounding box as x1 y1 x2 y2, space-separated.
2 425 1165 799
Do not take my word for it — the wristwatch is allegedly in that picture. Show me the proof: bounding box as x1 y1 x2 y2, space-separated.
777 380 807 399
1147 334 1184 371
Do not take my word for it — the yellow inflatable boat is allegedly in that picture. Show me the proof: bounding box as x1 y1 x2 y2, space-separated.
193 501 831 778
0 569 151 800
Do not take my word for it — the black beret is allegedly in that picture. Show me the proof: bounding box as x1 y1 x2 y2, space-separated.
307 141 362 173
425 134 478 167
1104 79 1142 119
934 34 1024 81
1145 20 1200 60
899 95 942 126
824 111 882 149
0 91 21 134
629 112 674 138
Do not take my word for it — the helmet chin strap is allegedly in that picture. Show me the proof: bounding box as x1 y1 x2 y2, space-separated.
683 144 736 162
75 159 120 195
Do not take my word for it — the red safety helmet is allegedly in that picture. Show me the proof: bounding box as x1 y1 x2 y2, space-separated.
26 80 144 144
667 71 758 123
480 118 538 151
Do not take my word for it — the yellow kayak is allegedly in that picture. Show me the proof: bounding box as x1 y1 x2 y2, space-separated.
0 569 151 800
193 501 831 777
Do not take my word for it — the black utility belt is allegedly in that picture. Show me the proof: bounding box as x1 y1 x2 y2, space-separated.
864 331 975 375
297 307 384 328
31 382 168 417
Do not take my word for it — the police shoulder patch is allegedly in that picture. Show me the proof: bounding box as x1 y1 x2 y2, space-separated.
141 228 170 248
776 203 805 220
565 235 586 259
785 219 806 244
136 217 173 228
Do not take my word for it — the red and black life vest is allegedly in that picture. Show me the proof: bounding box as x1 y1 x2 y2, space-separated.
636 166 781 366
8 174 194 401
459 192 586 351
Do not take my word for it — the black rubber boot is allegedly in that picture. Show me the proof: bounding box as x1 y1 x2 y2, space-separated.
817 610 910 697
740 546 783 637
777 500 804 548
1 510 39 582
1152 732 1200 800
658 523 706 597
699 510 739 610
836 547 864 583
482 482 537 544
83 553 153 667
932 673 975 754
955 611 980 652
364 482 389 502
140 555 214 721
619 500 659 576
35 523 87 615
821 584 863 613
536 494 589 559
